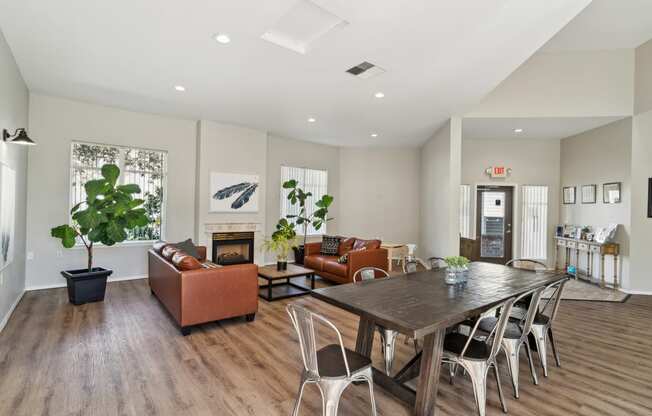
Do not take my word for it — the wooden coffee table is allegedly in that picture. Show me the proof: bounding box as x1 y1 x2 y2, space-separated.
258 264 316 301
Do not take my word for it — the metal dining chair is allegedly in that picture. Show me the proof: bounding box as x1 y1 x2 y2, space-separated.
287 304 377 416
402 256 419 273
505 258 549 272
353 267 398 376
478 286 545 399
532 277 569 377
426 256 446 270
442 297 516 416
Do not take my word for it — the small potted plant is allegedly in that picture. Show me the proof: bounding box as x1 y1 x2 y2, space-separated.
262 218 297 271
444 256 470 284
51 164 150 305
282 179 334 264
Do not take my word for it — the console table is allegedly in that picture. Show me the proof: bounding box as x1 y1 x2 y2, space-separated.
554 237 620 289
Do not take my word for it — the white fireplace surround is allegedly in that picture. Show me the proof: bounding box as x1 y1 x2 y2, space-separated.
203 222 264 263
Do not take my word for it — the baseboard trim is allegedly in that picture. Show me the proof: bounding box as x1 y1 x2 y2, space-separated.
0 290 25 333
25 274 148 292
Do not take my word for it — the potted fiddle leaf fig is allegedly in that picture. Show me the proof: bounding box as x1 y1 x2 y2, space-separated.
51 164 150 305
282 179 334 264
262 218 297 271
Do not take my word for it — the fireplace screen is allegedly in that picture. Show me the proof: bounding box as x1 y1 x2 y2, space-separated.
212 232 254 265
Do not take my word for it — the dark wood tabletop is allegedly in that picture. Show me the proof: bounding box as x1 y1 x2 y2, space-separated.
312 262 565 339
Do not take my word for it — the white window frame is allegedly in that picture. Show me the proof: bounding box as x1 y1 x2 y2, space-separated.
520 185 548 261
460 184 472 239
280 165 329 236
69 141 168 246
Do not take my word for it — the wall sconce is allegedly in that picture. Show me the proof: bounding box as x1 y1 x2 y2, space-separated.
3 128 36 146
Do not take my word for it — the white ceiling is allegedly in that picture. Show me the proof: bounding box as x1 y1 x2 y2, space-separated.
462 116 626 141
0 0 591 147
542 0 652 52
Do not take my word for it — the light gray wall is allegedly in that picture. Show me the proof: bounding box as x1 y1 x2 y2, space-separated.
26 94 197 289
195 120 268 262
265 135 339 262
560 118 632 288
338 147 420 245
630 39 652 293
0 30 29 331
419 118 462 259
462 138 561 266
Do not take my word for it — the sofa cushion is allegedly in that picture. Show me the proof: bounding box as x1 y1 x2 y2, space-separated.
305 254 337 272
173 238 200 259
353 239 381 250
172 251 203 271
162 245 181 261
152 240 169 253
320 235 341 255
337 237 356 256
323 259 348 276
337 246 366 264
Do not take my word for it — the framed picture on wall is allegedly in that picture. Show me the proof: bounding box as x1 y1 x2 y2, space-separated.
581 184 596 204
563 186 576 204
648 178 652 218
603 182 621 204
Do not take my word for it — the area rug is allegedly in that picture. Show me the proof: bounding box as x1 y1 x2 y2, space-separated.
544 278 630 303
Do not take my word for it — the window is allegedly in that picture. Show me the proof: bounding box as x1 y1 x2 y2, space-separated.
280 166 328 235
70 142 167 242
521 185 548 260
459 184 472 238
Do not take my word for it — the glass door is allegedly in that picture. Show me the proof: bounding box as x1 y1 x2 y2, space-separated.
476 186 513 264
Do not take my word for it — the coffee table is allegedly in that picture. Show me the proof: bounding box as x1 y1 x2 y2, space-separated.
258 264 316 301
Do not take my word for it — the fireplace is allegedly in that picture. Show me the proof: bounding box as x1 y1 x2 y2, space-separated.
212 232 255 265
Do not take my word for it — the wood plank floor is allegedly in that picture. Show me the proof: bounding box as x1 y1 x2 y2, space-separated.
1 277 651 416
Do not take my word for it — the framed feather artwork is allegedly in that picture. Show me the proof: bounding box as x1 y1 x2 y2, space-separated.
210 172 259 213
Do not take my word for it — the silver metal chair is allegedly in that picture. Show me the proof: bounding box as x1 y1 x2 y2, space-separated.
478 287 545 399
402 256 419 273
442 297 516 416
353 267 398 376
531 278 569 377
287 304 377 416
426 256 446 270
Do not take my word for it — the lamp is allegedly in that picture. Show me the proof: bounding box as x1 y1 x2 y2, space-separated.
3 128 36 146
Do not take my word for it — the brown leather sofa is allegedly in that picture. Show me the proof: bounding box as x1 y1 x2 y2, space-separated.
148 241 258 335
304 237 388 284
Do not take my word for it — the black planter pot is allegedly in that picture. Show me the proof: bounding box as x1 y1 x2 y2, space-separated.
292 246 305 265
61 267 113 305
276 260 288 271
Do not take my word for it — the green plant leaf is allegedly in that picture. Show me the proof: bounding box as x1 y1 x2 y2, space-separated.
75 208 107 229
106 221 127 243
128 199 145 209
101 164 120 186
117 184 141 194
50 224 78 248
282 179 297 189
84 179 108 202
88 225 106 242
70 202 83 214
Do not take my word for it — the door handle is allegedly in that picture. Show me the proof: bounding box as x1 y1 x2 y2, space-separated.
506 224 512 234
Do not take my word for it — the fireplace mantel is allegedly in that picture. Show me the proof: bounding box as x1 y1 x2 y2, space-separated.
204 222 262 233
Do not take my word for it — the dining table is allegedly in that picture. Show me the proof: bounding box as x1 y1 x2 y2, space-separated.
311 262 566 416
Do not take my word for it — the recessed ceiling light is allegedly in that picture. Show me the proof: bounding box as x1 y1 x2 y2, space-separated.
371 133 378 138
213 33 231 44
174 85 186 92
514 128 523 133
374 92 385 98
307 117 316 123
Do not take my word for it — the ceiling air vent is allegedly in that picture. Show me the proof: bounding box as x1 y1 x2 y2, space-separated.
346 61 386 79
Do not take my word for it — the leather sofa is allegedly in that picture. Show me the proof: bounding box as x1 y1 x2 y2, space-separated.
148 241 258 335
304 237 388 284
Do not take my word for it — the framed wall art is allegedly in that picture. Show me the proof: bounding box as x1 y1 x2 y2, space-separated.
210 172 259 213
563 186 576 204
603 182 621 204
581 184 596 204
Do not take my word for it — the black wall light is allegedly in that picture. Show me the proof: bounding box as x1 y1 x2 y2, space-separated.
3 128 36 146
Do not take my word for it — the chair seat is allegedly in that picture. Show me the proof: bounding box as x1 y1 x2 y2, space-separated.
316 344 372 378
443 333 491 359
533 313 550 325
477 317 523 340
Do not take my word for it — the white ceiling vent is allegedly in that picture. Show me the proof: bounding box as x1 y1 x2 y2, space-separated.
345 61 386 79
261 0 348 54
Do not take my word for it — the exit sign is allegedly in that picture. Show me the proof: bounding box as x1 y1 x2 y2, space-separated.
486 166 510 178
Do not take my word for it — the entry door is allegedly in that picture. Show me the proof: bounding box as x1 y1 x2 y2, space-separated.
476 186 513 264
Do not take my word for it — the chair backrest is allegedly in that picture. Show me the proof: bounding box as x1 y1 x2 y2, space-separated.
506 258 548 272
286 304 350 379
539 277 569 324
427 256 446 270
353 267 389 282
403 257 418 274
462 297 515 361
514 286 545 341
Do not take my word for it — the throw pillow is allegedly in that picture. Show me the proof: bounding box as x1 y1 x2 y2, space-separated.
152 240 168 253
173 238 200 259
172 251 203 271
320 235 341 255
161 245 181 260
337 237 355 256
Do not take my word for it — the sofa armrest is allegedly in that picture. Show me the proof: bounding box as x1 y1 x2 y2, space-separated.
179 264 258 326
304 242 322 256
348 248 388 280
